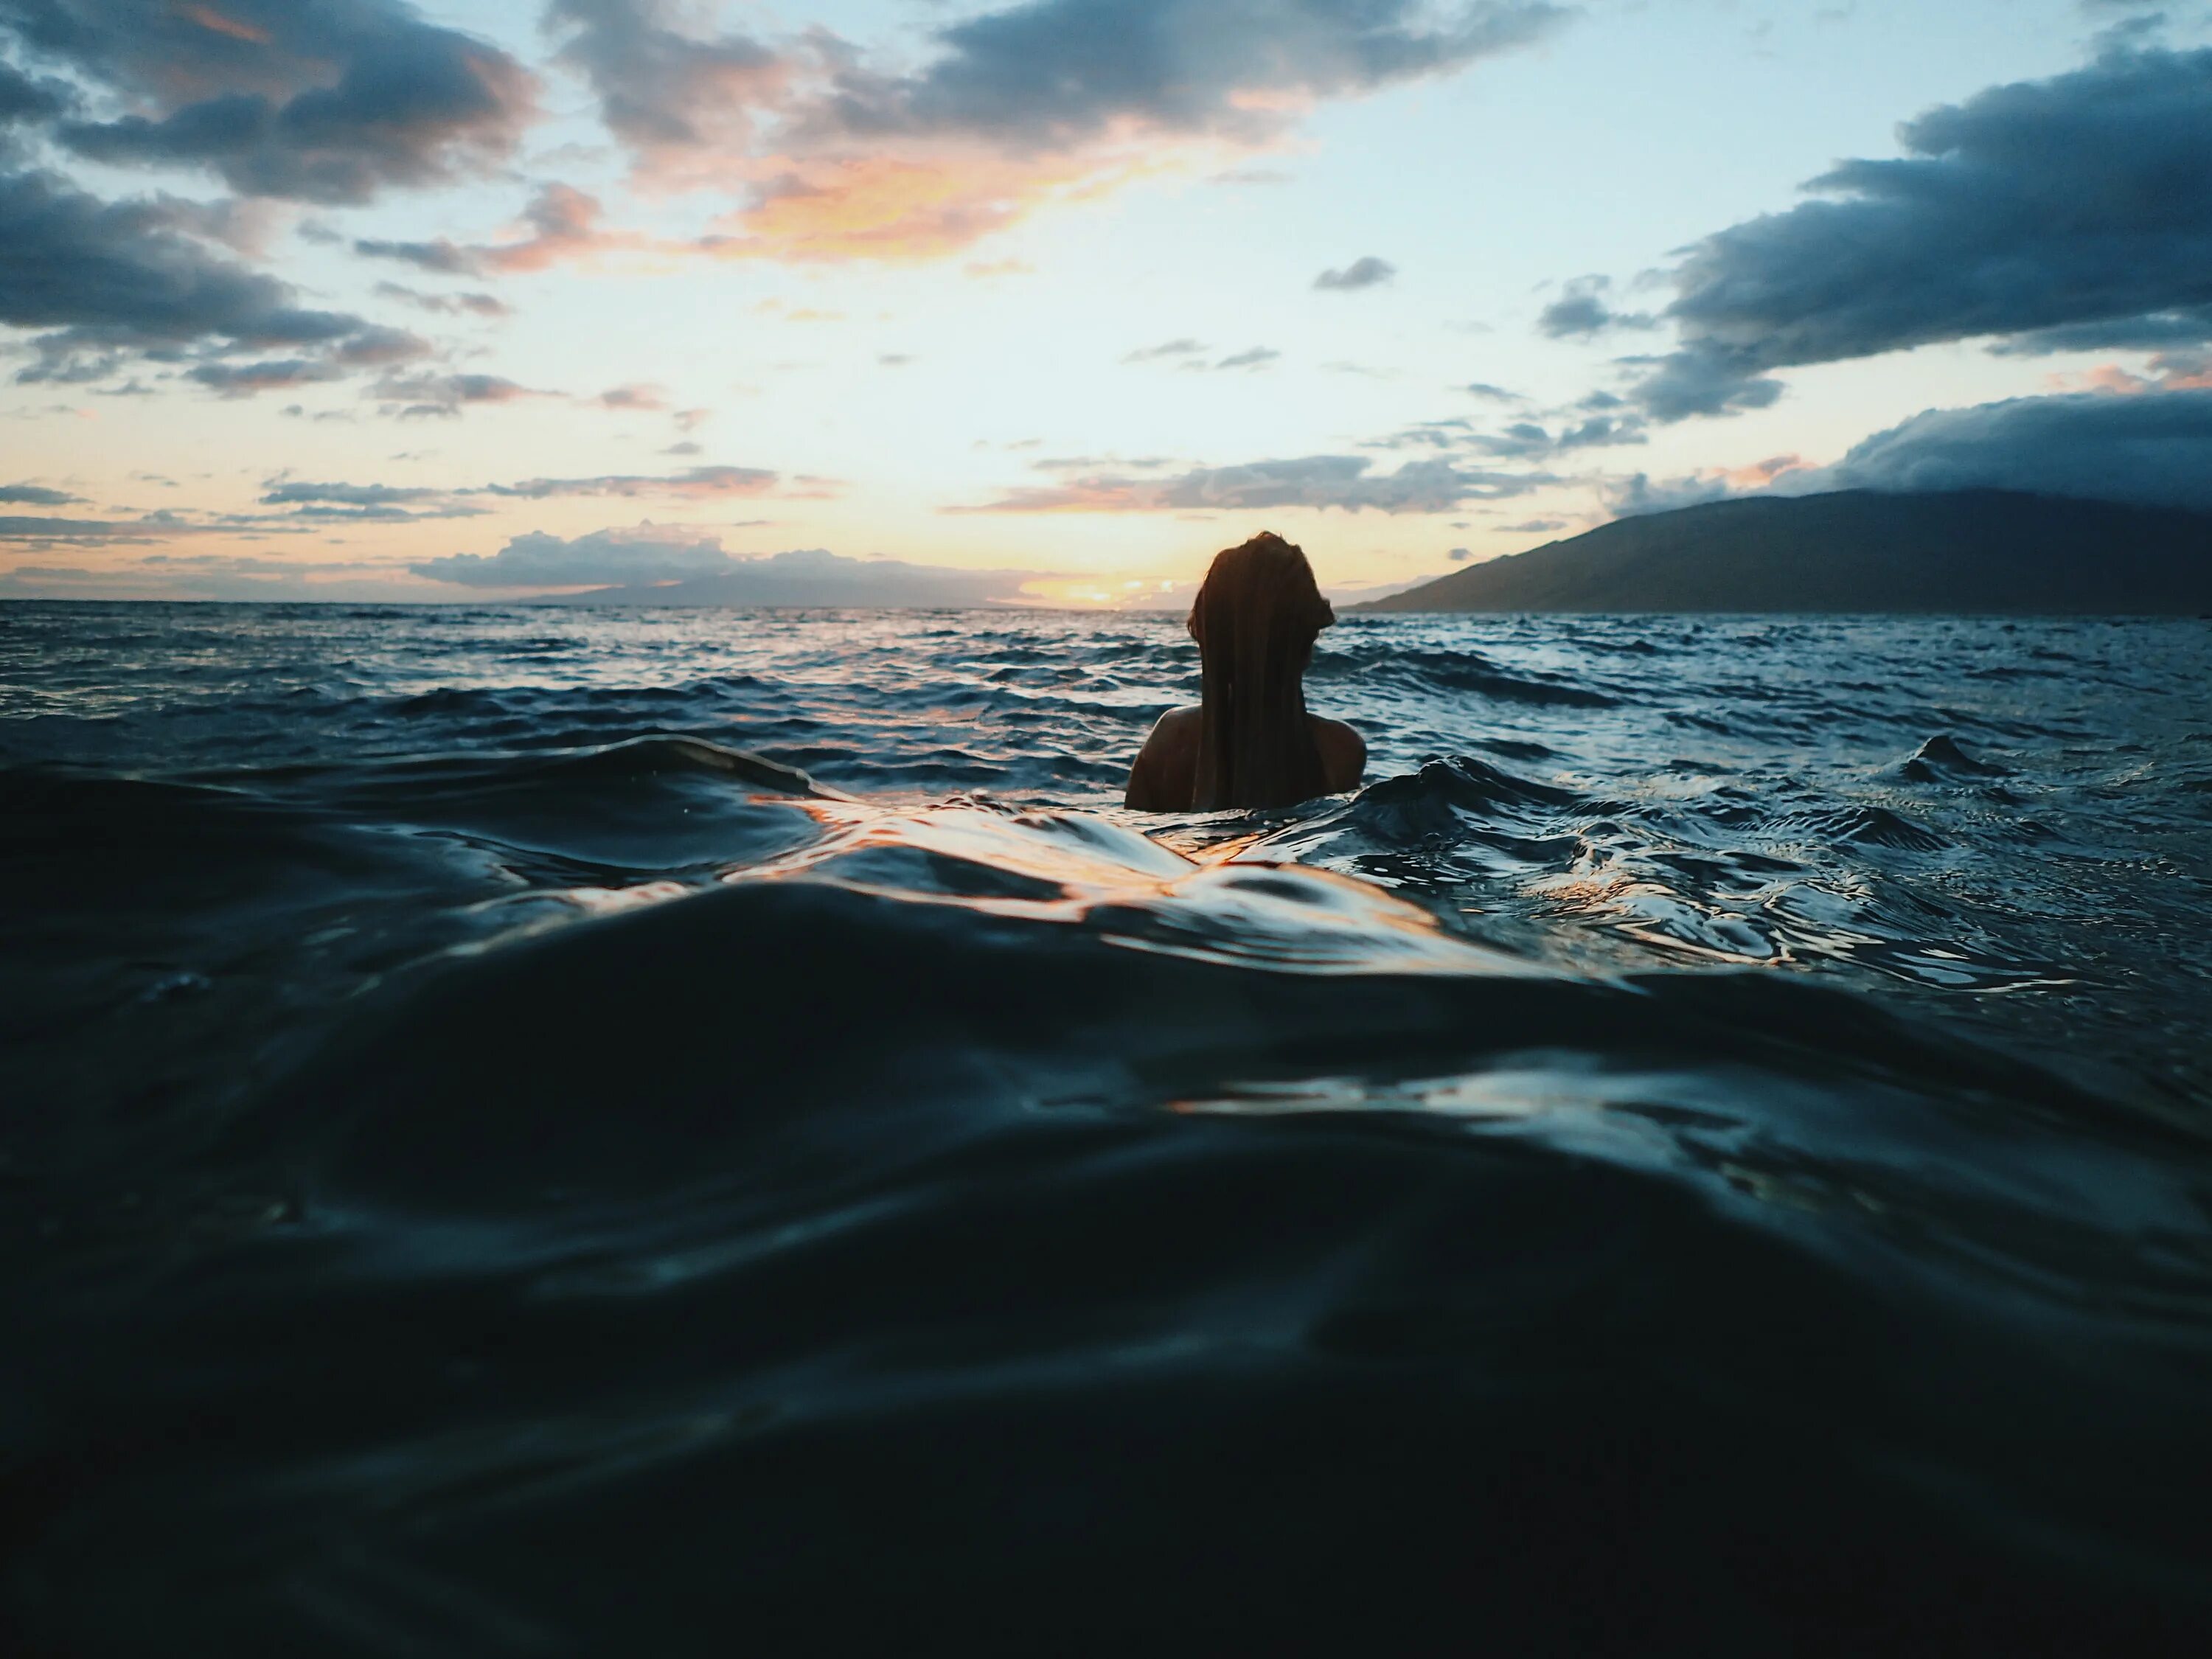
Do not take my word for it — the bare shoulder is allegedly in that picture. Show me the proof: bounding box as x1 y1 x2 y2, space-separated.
1151 704 1203 737
1308 716 1366 793
1126 704 1203 811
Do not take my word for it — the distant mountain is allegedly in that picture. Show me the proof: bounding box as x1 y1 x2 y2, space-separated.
1359 490 2212 614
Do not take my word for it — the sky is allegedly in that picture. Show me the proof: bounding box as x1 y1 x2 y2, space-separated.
2 0 2209 605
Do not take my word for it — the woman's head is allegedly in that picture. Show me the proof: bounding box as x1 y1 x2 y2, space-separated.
1186 531 1335 659
1186 532 1336 810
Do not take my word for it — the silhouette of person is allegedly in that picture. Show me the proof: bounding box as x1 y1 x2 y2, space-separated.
1125 532 1366 812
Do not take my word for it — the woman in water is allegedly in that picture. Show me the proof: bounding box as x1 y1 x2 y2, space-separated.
1125 532 1366 812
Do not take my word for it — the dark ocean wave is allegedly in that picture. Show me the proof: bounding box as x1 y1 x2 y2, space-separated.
4 605 2212 1655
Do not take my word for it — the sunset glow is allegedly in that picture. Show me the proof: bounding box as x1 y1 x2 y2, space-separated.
4 0 2209 604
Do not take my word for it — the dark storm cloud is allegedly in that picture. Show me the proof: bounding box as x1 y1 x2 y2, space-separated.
1314 256 1396 291
2 0 536 205
1630 46 2212 420
0 166 386 375
805 0 1566 147
953 454 1550 514
1816 389 2212 514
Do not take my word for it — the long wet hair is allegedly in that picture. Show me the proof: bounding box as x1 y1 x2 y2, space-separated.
1187 532 1336 810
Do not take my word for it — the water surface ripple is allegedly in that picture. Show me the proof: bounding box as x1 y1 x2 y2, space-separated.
4 602 2211 1655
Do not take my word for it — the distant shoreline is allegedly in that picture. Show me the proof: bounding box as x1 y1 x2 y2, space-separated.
1357 489 2212 616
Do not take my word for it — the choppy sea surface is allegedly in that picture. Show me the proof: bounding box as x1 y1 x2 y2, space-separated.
4 601 2212 1655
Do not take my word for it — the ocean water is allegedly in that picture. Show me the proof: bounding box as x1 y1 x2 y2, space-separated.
4 601 2211 1655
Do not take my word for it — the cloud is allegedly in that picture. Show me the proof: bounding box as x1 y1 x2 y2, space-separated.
1314 256 1396 291
412 530 1046 605
1498 518 1568 533
571 546 1054 606
1628 46 2212 419
544 0 1565 260
1596 454 1815 518
0 481 80 504
412 524 739 587
370 371 550 418
242 465 799 518
0 509 258 545
596 381 668 411
1474 414 1644 456
351 182 646 275
1123 338 1206 363
333 324 434 366
1463 381 1523 401
1536 275 1654 338
801 2 1561 149
471 182 636 271
1599 472 1734 517
1809 387 2212 514
256 479 487 522
0 552 432 601
952 454 1549 514
1211 347 1279 370
1371 410 1645 459
186 357 344 397
544 0 783 182
353 236 480 275
1992 313 2212 355
1446 546 1474 562
481 465 784 500
11 0 538 205
0 166 384 377
372 282 510 319
0 58 72 127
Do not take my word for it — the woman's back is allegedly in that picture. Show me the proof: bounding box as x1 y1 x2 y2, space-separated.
1126 705 1364 812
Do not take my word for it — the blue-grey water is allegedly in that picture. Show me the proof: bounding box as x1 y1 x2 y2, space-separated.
4 602 2211 1655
